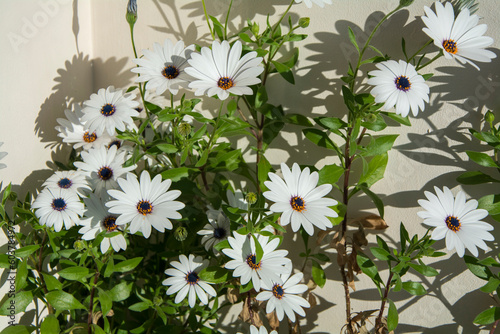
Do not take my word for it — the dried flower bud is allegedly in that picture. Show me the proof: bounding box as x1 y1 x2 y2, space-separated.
178 122 192 137
126 0 137 26
245 192 257 205
299 17 310 28
174 226 188 241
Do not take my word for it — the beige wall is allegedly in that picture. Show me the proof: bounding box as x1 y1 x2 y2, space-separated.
1 0 499 332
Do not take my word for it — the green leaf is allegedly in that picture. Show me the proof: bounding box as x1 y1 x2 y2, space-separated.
109 282 133 302
370 247 390 261
393 274 403 292
97 287 112 317
45 291 85 310
311 253 330 262
360 135 399 157
302 128 338 151
285 114 312 127
258 155 272 192
14 245 40 258
239 32 253 43
408 263 439 277
314 117 347 133
474 306 500 325
209 15 224 40
478 194 500 216
161 167 196 182
356 253 382 285
318 164 344 186
252 234 264 264
362 114 387 132
342 85 356 113
15 259 28 291
40 314 59 334
198 266 230 284
464 255 493 280
113 257 142 273
156 144 178 154
457 170 500 184
358 153 388 188
214 239 230 252
480 277 500 293
0 291 32 316
382 112 411 126
466 151 499 168
400 223 409 253
402 281 426 295
41 273 62 291
255 86 268 109
311 261 326 288
57 267 90 281
347 27 359 53
387 299 398 332
129 301 151 312
271 60 294 84
359 185 384 218
0 325 35 334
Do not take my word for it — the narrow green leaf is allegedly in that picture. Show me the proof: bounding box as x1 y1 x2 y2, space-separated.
252 234 264 264
359 185 384 218
360 135 399 157
258 155 272 192
285 114 312 127
113 257 142 273
156 144 178 154
466 151 499 168
402 281 426 295
464 255 494 280
0 291 32 315
408 263 439 277
0 325 35 334
356 253 382 285
129 301 151 312
480 277 500 293
387 299 399 331
457 170 500 184
161 167 196 182
474 307 500 325
255 86 268 109
358 153 388 188
57 267 90 281
382 112 411 126
370 247 390 261
14 245 40 258
198 266 230 284
478 194 500 216
348 27 359 53
97 287 112 317
45 291 85 310
302 128 338 151
311 261 326 288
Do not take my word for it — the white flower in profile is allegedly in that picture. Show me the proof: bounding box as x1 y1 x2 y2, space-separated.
82 86 139 136
131 39 195 96
56 105 112 150
256 267 310 322
198 209 231 251
222 232 291 292
32 187 84 232
263 163 338 236
78 192 127 253
237 325 278 334
294 0 332 8
421 1 496 70
106 171 185 238
43 170 90 197
0 142 7 170
417 186 494 257
74 145 136 193
185 40 263 100
163 254 216 307
367 60 430 118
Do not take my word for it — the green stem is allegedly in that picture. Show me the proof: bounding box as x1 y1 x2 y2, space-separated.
416 50 443 71
224 0 234 40
407 38 433 63
202 0 215 40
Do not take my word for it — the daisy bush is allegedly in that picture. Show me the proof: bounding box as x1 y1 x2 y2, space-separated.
0 0 499 333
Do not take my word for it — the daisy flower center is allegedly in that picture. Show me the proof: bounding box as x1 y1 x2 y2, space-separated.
185 271 200 285
213 227 227 239
395 75 411 91
83 131 97 143
137 200 153 215
290 196 306 212
162 65 179 79
272 284 285 299
442 39 458 54
217 77 234 90
108 140 122 149
445 216 461 232
100 103 116 117
57 178 73 189
51 198 67 211
246 254 262 270
98 166 113 181
103 216 118 232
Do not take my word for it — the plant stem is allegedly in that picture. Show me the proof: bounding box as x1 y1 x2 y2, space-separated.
88 271 100 334
375 271 394 332
202 0 215 40
223 0 234 40
407 39 433 63
416 50 443 71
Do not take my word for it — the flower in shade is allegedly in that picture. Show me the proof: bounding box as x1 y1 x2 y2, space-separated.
163 254 216 307
42 170 90 197
256 267 310 322
367 60 430 117
421 1 496 70
222 232 291 292
198 209 231 251
32 187 84 232
74 145 136 193
263 163 338 236
294 0 332 8
56 105 112 150
82 86 139 136
185 40 263 100
106 171 185 238
417 186 494 257
131 39 195 96
78 192 127 253
237 325 278 334
0 142 7 169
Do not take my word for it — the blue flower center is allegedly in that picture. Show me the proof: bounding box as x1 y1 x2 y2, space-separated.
446 216 461 232
395 75 411 92
98 166 113 181
185 271 200 285
108 140 122 149
213 227 227 239
162 65 179 79
442 39 457 54
51 198 67 211
217 77 234 90
137 200 153 215
57 178 72 189
290 196 306 212
103 216 118 232
272 284 284 299
100 103 116 117
83 131 97 143
246 254 261 270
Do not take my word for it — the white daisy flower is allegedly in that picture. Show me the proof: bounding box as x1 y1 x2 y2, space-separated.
131 39 195 96
197 209 231 251
421 1 496 70
162 254 216 308
256 269 310 322
185 40 264 100
222 232 291 292
417 186 494 257
294 0 332 8
56 105 112 150
237 325 278 334
82 86 139 136
42 170 90 197
367 60 430 118
263 163 338 236
32 187 84 232
0 142 7 170
106 170 185 238
78 192 127 253
74 145 136 193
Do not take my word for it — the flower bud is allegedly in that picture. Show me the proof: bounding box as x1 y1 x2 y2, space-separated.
182 100 192 108
251 22 259 36
398 0 414 8
365 113 377 123
299 17 310 28
245 192 257 205
153 296 163 306
174 226 188 242
178 122 192 137
126 0 137 26
485 111 495 125
74 240 86 251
